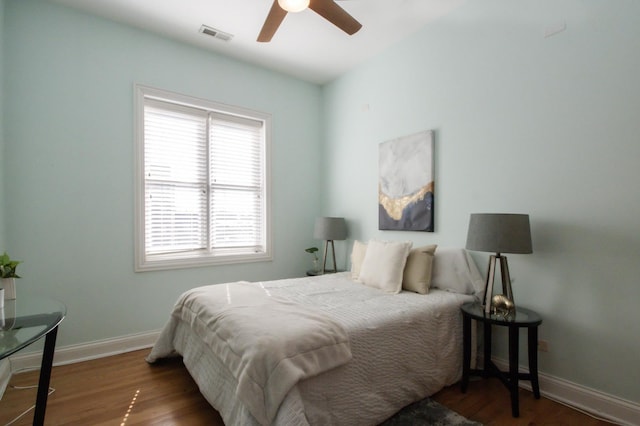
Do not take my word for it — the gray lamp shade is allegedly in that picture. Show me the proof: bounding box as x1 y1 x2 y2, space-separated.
466 213 532 254
314 217 347 241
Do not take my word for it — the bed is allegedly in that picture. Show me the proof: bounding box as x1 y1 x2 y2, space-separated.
147 246 484 425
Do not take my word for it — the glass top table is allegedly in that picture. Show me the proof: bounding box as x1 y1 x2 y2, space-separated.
0 298 66 425
460 301 542 326
1 298 66 358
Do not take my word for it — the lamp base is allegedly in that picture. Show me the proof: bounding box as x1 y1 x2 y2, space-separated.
483 254 514 315
321 240 338 274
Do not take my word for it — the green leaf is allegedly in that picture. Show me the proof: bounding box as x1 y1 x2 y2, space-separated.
0 252 22 278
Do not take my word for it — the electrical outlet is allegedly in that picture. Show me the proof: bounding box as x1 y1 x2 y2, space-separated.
538 340 549 352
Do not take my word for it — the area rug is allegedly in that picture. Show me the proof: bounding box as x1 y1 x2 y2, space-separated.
380 398 482 426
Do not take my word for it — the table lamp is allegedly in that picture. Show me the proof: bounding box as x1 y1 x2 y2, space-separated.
314 217 347 273
465 213 532 314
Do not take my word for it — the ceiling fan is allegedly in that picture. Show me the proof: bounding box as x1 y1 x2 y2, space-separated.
257 0 362 42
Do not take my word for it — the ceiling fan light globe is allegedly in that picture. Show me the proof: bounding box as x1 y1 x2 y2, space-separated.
278 0 310 13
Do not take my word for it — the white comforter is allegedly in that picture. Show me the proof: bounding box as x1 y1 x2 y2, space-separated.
148 272 479 425
147 281 351 425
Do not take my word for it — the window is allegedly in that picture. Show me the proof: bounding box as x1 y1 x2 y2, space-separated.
134 85 271 271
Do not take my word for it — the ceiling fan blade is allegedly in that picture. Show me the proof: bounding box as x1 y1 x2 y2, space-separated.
308 0 362 35
257 0 288 42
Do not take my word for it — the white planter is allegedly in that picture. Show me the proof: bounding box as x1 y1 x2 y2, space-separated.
0 288 4 308
1 278 16 300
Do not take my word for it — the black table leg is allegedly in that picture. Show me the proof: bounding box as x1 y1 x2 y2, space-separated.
461 314 471 392
483 321 492 377
508 325 520 417
33 325 58 425
528 325 541 399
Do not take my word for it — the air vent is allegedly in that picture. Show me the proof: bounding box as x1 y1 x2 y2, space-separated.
199 25 233 42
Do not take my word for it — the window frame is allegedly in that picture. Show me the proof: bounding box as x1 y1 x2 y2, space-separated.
134 84 272 272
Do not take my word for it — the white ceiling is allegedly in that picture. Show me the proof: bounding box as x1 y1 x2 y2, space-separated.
49 0 465 84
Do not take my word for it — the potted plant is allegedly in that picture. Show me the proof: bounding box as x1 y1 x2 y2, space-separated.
0 252 22 300
305 247 320 273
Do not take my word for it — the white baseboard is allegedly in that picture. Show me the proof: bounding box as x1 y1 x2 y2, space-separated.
484 356 640 426
8 329 161 372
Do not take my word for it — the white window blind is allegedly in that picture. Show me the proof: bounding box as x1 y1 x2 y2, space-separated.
135 85 271 271
209 113 264 252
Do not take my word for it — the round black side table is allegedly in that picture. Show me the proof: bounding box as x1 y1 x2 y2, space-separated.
460 301 542 418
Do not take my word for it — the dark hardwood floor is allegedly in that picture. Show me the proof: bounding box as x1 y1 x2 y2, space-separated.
0 349 614 425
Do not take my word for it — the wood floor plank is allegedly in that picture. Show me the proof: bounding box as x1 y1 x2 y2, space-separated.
0 349 613 425
431 377 613 426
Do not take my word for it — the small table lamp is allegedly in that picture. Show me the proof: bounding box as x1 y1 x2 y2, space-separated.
465 213 532 314
314 217 347 274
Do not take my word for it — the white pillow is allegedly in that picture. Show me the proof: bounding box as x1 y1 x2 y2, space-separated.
350 240 368 280
430 248 484 295
359 240 413 293
402 244 438 294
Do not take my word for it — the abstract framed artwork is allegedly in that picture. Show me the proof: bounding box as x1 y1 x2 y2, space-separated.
378 130 434 232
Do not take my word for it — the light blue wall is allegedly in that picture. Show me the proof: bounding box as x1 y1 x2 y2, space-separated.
0 0 5 247
323 0 640 403
2 0 322 345
3 0 639 408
